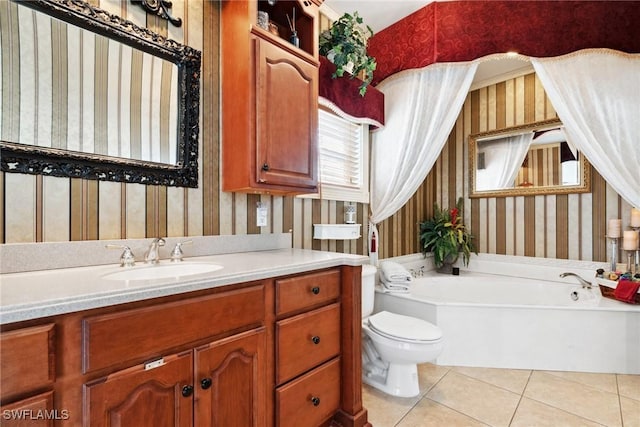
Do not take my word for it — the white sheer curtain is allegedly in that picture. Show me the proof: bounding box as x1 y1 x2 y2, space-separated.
531 49 640 207
476 133 533 191
368 62 477 263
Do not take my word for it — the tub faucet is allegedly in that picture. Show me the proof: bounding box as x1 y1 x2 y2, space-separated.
144 238 166 264
559 272 592 289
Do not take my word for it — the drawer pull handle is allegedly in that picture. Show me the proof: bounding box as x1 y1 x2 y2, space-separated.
200 378 213 390
311 396 321 406
181 385 194 397
311 335 321 345
311 286 320 295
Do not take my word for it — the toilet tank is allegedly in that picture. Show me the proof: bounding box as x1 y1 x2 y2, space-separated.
361 264 377 318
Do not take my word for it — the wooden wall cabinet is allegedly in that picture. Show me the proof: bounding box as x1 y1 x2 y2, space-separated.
221 0 319 194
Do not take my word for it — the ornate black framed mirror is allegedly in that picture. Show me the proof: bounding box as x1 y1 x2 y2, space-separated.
0 0 201 187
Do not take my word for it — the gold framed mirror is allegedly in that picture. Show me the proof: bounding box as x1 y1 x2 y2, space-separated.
469 119 591 198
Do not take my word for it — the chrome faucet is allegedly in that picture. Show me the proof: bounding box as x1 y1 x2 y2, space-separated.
144 238 166 264
559 272 592 289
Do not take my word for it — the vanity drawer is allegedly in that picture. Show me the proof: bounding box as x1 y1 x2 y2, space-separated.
83 284 264 373
275 357 340 427
275 269 340 316
0 324 55 401
0 391 55 426
276 303 340 384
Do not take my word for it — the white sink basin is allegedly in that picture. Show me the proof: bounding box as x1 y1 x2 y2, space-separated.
102 262 223 282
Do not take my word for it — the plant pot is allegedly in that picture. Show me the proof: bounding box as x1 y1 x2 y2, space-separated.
436 253 459 274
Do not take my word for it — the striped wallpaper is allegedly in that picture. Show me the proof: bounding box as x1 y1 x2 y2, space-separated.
514 144 568 188
0 3 631 266
0 0 178 163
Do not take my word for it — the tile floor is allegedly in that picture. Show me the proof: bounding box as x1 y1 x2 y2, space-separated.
363 364 640 427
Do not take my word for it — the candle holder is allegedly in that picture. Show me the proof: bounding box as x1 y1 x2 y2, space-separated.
626 250 635 274
633 226 640 274
608 236 619 272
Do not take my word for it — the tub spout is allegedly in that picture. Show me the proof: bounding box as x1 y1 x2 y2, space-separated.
559 272 592 289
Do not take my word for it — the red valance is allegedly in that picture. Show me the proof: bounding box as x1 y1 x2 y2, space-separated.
368 1 640 85
318 56 384 129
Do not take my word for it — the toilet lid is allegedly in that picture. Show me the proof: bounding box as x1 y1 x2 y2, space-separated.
368 311 442 342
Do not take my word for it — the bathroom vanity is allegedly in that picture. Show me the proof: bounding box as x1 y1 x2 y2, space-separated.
0 248 370 427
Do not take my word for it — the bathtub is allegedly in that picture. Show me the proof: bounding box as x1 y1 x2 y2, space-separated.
374 254 640 375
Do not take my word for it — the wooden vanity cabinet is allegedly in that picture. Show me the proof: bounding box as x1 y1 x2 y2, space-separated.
82 285 267 427
194 328 266 426
0 324 56 426
274 270 344 426
84 328 266 427
84 352 194 427
0 265 368 427
221 0 319 194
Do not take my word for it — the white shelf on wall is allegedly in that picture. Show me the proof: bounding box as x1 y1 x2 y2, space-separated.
313 224 361 240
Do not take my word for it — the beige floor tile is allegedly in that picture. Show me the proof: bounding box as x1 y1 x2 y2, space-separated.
426 371 520 427
363 384 421 427
396 397 488 427
362 364 451 426
452 366 531 394
542 370 618 393
511 397 604 427
417 363 451 396
618 374 640 401
621 396 640 427
524 371 622 427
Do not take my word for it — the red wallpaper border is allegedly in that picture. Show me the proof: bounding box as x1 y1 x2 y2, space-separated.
368 1 640 84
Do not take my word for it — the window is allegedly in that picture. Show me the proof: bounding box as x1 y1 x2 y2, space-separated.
303 109 369 203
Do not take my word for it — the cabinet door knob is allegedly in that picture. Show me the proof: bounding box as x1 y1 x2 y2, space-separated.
311 286 320 295
200 378 213 390
310 396 321 406
262 163 270 171
311 335 321 345
181 385 194 397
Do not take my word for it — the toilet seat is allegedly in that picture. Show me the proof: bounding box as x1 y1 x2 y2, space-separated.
368 311 442 343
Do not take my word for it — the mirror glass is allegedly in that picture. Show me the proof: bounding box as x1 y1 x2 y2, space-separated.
0 0 201 187
469 119 591 198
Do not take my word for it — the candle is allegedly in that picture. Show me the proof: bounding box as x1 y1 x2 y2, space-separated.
608 219 622 238
623 230 638 250
632 208 640 228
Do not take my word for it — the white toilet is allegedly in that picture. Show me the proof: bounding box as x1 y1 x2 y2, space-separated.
361 264 443 397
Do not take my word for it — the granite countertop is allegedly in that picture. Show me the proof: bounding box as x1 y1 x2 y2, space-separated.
0 248 368 325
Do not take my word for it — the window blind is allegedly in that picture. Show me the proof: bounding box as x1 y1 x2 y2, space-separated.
318 109 362 189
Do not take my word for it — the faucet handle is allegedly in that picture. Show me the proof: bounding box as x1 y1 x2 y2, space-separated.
170 240 193 262
105 244 136 267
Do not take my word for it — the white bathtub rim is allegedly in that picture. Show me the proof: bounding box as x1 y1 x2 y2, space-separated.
376 253 638 313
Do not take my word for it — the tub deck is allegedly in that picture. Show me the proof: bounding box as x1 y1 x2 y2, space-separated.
374 254 640 374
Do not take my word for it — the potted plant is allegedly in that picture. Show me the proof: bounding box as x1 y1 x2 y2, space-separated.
319 12 377 96
419 197 476 271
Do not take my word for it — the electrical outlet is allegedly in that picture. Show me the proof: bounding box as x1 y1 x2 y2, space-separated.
257 205 268 227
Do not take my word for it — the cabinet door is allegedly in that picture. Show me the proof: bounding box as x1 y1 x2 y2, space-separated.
255 38 318 190
84 352 193 427
194 328 267 427
0 391 55 427
1 324 55 402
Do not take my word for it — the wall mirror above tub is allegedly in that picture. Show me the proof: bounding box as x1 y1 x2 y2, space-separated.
0 0 201 187
469 118 591 198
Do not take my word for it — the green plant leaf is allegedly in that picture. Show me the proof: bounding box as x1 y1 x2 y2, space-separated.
419 197 477 267
318 11 376 96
